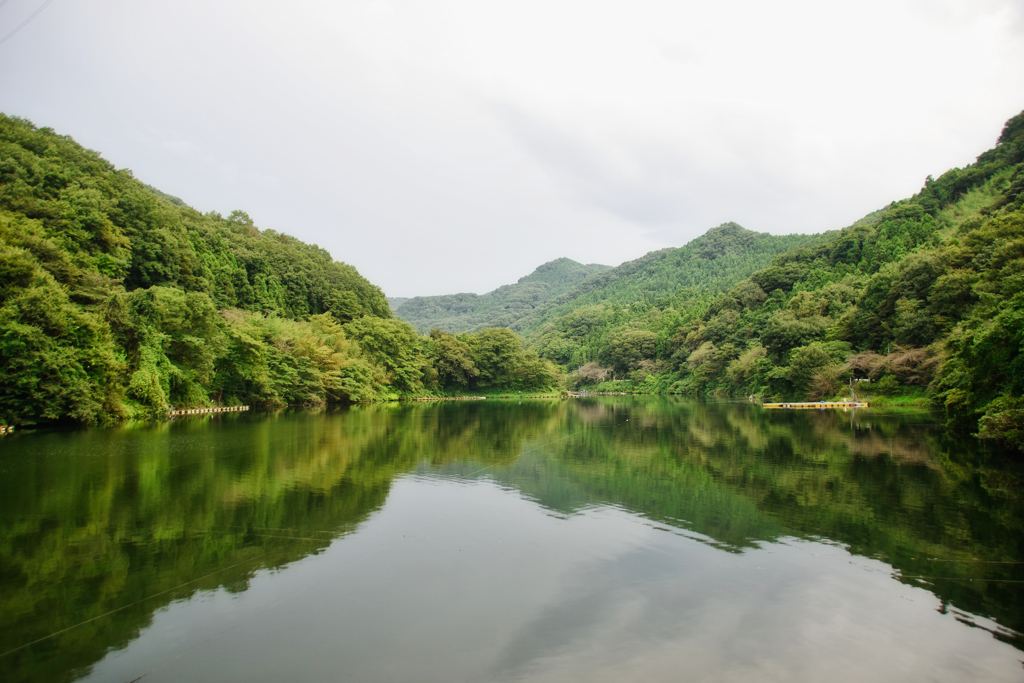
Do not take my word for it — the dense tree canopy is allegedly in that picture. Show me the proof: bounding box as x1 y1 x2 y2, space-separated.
515 110 1024 452
0 114 560 425
5 107 1024 453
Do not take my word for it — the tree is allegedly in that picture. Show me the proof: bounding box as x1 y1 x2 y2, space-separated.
513 350 561 389
606 329 657 374
429 329 478 388
343 316 424 392
761 311 828 358
788 344 839 397
468 328 524 388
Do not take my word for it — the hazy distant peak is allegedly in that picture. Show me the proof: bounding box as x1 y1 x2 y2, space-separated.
394 258 609 333
516 258 610 286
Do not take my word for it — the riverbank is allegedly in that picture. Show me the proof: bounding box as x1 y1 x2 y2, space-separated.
571 381 934 408
823 387 931 408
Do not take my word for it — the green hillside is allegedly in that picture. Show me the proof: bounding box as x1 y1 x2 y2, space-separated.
552 110 1024 450
4 107 1024 450
523 222 817 334
0 114 560 425
397 225 814 339
394 257 609 333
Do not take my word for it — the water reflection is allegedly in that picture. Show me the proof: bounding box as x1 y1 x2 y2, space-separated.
0 399 1021 682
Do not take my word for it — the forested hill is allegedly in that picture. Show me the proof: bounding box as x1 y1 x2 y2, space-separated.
0 116 390 319
394 257 608 333
520 223 817 335
0 114 562 425
6 109 1024 451
544 109 1024 451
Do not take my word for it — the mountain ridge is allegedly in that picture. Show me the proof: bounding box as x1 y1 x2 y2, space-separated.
394 222 818 337
393 257 609 333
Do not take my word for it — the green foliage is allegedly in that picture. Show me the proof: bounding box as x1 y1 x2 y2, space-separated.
395 258 610 333
469 327 527 388
529 223 814 334
5 106 1024 451
343 316 425 393
0 113 563 424
978 396 1024 449
428 329 479 388
606 329 658 374
396 225 812 346
209 310 389 408
0 113 389 321
788 343 839 395
762 311 829 357
0 243 125 424
522 110 1024 452
491 225 815 384
872 374 901 396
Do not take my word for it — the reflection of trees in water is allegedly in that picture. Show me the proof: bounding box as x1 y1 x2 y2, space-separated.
0 402 567 682
511 399 1024 646
0 412 382 682
406 401 564 466
1 400 1022 681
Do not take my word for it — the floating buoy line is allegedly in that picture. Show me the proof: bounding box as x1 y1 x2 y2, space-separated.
169 406 249 417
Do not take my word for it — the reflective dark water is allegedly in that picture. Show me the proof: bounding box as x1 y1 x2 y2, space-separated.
1 398 1023 682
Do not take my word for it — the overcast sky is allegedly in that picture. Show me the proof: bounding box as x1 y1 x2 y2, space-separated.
2 0 1023 297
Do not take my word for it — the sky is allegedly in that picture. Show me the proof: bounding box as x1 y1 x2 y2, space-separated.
2 0 1023 297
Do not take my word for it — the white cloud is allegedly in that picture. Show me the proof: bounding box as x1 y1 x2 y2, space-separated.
1 0 1022 295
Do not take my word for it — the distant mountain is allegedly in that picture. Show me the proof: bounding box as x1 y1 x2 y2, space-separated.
520 223 819 336
394 257 610 333
387 297 410 311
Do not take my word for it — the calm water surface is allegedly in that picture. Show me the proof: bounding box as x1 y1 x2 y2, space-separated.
1 398 1023 682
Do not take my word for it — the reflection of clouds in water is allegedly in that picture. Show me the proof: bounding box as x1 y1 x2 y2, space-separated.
490 535 1020 683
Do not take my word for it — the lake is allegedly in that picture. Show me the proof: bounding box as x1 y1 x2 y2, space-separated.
1 398 1023 682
